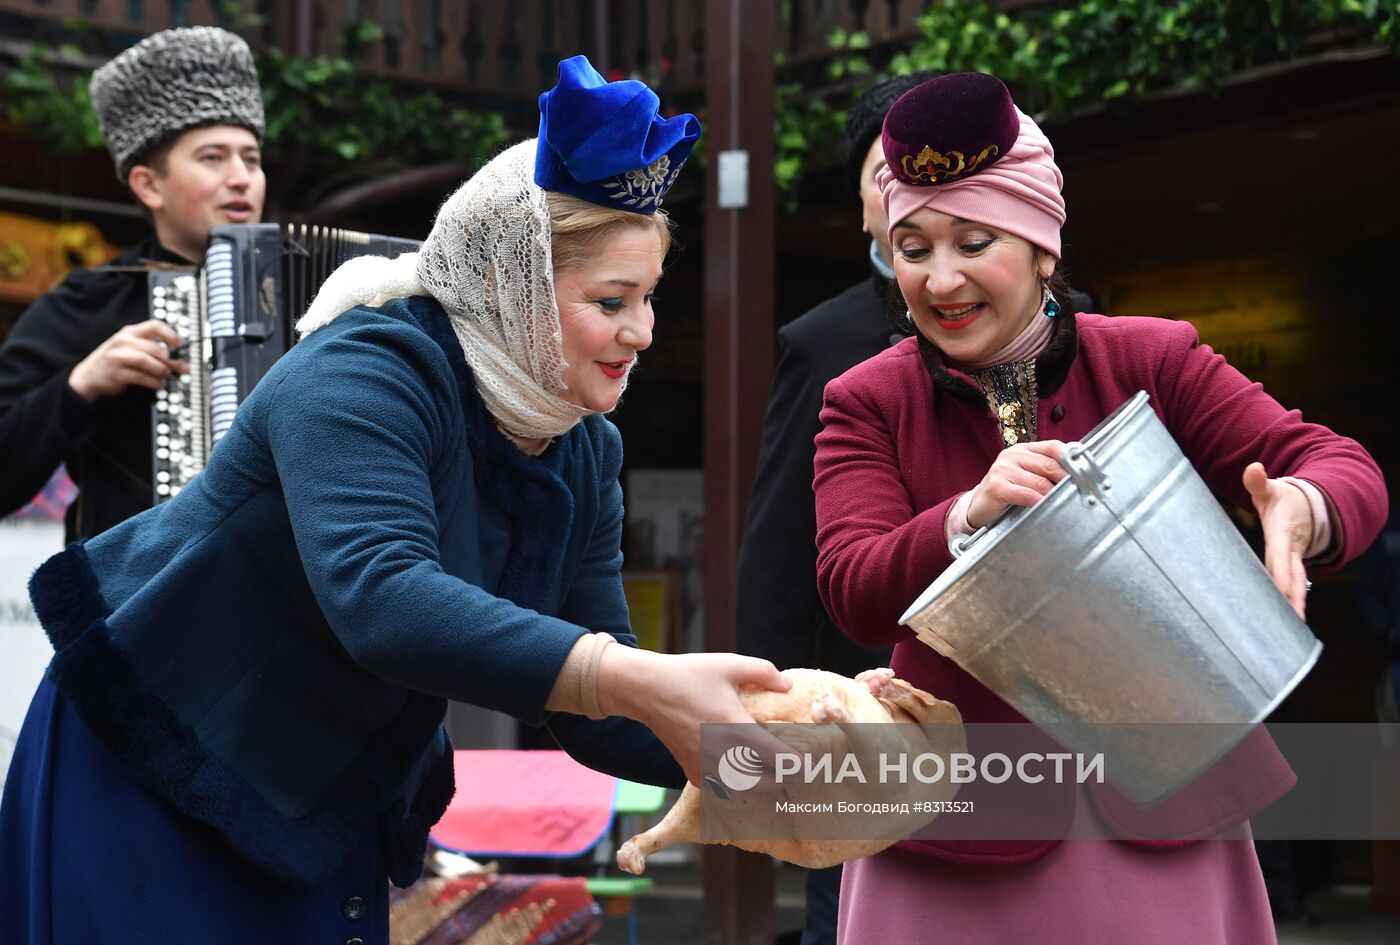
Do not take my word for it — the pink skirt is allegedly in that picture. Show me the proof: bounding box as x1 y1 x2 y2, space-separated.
837 799 1276 943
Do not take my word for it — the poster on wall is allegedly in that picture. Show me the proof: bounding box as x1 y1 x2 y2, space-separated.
620 570 680 653
624 469 704 653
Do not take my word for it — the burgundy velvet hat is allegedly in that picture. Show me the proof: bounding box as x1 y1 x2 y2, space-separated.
880 72 1019 187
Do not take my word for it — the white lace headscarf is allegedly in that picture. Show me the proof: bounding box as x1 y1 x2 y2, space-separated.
298 139 593 439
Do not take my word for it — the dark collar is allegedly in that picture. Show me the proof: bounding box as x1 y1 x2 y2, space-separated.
917 310 1079 407
144 235 195 267
396 296 567 472
94 233 195 272
392 296 574 611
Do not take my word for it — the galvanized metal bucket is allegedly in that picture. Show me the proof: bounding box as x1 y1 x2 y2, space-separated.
899 391 1321 805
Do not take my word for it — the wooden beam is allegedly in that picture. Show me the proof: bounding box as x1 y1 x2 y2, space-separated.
702 1 778 943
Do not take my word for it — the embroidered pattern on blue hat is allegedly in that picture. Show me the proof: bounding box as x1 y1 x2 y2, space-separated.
604 155 688 211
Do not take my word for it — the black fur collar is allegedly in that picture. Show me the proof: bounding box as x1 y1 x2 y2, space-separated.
917 310 1079 407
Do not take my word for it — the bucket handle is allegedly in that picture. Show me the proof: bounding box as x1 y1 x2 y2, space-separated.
948 441 1112 558
1061 442 1112 508
949 505 1013 557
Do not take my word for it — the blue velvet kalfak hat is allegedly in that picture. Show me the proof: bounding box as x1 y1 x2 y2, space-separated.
535 55 700 214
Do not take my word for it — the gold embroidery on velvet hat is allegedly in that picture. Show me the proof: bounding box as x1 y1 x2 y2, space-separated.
900 143 1000 185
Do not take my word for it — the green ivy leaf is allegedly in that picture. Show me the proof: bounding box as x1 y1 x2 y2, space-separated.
778 129 807 149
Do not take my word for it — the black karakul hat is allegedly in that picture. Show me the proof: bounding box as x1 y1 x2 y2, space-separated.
881 72 1019 187
842 71 939 194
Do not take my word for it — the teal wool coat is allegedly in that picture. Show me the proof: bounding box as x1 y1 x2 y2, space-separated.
30 295 682 887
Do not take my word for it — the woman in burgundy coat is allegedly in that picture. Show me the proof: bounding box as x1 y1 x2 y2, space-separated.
813 73 1387 943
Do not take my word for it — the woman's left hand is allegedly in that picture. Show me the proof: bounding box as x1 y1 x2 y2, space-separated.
1243 461 1314 619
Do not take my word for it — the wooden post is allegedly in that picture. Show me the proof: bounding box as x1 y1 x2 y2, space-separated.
592 0 610 74
294 0 314 57
702 1 778 943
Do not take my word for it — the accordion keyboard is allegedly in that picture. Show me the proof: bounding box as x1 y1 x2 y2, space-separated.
151 272 205 500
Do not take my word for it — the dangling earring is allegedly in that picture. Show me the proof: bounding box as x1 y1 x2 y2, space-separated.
1041 281 1060 318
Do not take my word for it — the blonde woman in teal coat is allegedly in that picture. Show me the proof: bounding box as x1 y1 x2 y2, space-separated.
0 56 790 944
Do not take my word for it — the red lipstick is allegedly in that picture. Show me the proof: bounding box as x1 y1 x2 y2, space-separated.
929 302 983 330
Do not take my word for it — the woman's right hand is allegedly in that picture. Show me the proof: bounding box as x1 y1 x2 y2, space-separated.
595 647 792 786
965 440 1068 529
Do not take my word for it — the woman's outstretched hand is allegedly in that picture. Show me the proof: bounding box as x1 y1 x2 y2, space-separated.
1243 461 1314 619
595 648 792 785
966 440 1068 529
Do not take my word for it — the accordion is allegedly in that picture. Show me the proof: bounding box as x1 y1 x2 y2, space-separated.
149 223 420 502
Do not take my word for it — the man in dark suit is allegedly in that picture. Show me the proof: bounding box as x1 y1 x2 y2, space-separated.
734 72 935 945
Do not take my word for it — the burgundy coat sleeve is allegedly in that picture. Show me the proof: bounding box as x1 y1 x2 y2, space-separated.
813 372 962 647
1152 318 1387 567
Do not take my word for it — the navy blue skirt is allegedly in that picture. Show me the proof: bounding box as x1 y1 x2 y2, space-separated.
0 675 388 943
